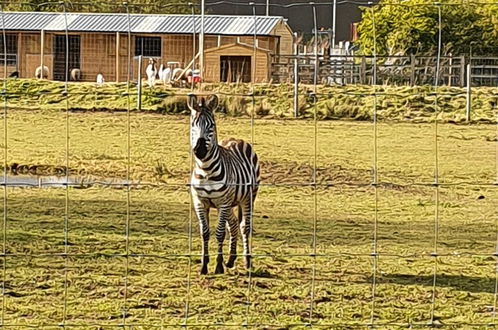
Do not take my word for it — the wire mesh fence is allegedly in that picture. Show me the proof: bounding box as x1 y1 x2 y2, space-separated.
0 0 496 328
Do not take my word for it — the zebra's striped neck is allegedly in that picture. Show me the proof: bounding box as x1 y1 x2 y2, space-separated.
194 142 220 171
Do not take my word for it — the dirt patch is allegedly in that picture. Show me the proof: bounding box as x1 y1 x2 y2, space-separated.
7 161 419 192
260 161 371 185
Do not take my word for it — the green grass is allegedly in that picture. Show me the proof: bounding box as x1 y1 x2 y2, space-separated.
3 79 498 123
0 90 497 327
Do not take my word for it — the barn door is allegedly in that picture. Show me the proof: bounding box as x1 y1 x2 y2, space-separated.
220 56 251 83
53 35 80 81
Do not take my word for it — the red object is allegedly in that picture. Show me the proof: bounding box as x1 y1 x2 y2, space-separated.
188 76 201 83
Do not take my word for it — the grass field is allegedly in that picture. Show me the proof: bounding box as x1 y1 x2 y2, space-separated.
0 90 498 327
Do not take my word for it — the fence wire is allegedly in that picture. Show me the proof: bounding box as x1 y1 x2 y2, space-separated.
0 0 496 328
0 4 6 328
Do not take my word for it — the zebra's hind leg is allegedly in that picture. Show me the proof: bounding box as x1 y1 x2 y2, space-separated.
194 201 210 275
215 207 230 274
240 199 254 270
226 207 239 269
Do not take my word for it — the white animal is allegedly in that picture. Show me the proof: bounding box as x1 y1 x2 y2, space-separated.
158 63 164 81
172 67 183 82
162 67 172 84
96 73 105 86
145 58 157 88
35 65 49 79
70 68 81 81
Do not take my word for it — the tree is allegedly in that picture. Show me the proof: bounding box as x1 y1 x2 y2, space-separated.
356 0 498 56
2 0 200 14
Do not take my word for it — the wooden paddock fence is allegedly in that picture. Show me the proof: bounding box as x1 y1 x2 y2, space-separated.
271 55 498 87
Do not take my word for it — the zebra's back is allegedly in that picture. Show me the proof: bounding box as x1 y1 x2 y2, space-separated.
221 138 260 186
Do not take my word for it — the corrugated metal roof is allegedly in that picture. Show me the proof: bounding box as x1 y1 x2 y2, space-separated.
0 12 286 36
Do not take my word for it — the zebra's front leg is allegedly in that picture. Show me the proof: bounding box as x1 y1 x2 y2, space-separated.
240 200 254 270
194 202 210 275
215 207 231 274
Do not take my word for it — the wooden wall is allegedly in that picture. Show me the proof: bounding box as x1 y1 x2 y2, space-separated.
81 33 117 81
272 21 294 55
22 33 53 79
204 44 269 83
4 31 282 82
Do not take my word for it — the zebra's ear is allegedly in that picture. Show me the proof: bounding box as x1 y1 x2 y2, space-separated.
187 94 199 112
205 94 219 113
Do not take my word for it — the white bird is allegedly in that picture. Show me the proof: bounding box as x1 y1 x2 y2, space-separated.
96 73 105 86
162 67 171 84
145 58 157 88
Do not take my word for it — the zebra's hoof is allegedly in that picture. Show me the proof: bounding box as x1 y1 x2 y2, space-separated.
244 255 252 270
215 263 224 274
200 264 208 275
226 256 236 269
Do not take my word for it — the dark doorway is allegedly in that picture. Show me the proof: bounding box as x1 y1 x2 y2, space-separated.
220 56 251 83
53 35 80 81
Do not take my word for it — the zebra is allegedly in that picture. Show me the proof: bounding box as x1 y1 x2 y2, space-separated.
188 94 260 275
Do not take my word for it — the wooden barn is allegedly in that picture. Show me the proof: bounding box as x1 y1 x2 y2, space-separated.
0 11 294 83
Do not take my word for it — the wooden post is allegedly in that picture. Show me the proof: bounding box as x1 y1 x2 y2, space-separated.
137 55 142 111
115 32 120 82
466 62 471 122
17 32 22 76
360 56 366 84
293 33 299 118
410 54 415 86
460 56 465 87
40 29 45 79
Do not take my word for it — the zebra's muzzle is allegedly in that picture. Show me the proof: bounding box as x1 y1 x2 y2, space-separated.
193 138 208 159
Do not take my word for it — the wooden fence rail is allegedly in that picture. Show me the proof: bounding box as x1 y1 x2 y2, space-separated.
271 55 498 87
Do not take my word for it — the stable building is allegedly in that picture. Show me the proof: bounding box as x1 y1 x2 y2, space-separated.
0 11 294 83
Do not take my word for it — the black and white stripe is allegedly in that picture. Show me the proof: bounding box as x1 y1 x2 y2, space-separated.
188 94 260 275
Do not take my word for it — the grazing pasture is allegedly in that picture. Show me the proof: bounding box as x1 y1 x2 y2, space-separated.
0 105 497 327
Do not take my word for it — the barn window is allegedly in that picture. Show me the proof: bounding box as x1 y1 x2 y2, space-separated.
135 36 161 57
0 34 17 66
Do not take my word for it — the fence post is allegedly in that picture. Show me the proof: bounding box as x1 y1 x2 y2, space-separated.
137 55 142 111
360 56 366 84
410 54 415 86
460 56 465 87
466 62 471 122
294 42 299 118
40 29 45 79
448 53 452 86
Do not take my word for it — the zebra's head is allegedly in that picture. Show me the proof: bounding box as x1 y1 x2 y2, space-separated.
187 94 219 160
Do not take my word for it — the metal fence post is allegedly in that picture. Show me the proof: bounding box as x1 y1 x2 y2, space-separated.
466 62 471 122
137 55 142 111
294 38 299 118
448 53 452 86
